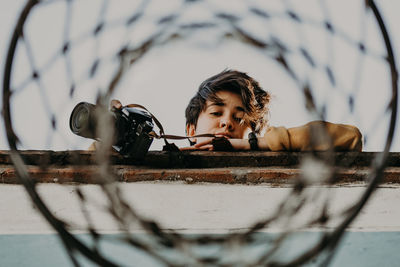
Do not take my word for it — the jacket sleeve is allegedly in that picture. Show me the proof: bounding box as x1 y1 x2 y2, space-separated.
261 121 363 151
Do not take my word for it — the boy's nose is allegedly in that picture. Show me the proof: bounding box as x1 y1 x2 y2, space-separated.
220 118 233 130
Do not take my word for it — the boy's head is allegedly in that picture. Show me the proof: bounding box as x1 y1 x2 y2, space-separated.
185 69 270 141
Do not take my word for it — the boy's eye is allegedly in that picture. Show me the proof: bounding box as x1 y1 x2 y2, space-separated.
234 111 245 122
210 112 222 116
233 116 242 122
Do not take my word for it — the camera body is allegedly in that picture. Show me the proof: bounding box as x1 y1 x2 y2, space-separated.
70 102 154 160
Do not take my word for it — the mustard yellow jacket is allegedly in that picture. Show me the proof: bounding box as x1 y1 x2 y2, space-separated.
260 121 362 151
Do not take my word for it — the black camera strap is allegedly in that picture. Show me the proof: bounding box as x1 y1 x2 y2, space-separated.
123 103 216 151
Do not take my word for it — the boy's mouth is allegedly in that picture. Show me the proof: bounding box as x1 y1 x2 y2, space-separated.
215 132 232 139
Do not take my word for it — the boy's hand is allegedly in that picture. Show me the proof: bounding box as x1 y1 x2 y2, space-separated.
110 99 123 110
180 138 215 151
180 137 248 151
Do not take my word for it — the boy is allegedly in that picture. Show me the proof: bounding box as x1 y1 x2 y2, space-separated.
181 69 362 151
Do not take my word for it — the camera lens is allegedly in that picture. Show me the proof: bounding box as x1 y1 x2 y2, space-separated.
70 102 97 139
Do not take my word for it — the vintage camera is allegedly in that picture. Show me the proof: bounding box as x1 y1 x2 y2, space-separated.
69 102 154 160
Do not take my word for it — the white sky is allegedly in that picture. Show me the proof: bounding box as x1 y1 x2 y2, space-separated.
0 0 399 152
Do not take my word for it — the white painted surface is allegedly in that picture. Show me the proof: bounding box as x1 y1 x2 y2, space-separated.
1 182 399 234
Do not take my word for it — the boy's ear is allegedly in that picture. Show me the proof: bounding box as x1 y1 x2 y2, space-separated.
186 124 197 143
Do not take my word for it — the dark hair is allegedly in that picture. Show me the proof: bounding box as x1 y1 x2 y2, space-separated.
185 69 271 133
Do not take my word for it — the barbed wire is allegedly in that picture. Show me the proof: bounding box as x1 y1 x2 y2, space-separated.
2 0 398 266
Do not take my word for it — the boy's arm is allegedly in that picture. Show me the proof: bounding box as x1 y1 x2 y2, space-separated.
257 121 363 151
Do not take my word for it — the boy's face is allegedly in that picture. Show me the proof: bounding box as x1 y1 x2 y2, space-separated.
187 90 250 142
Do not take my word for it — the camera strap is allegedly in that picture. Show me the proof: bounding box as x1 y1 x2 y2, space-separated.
123 103 217 151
